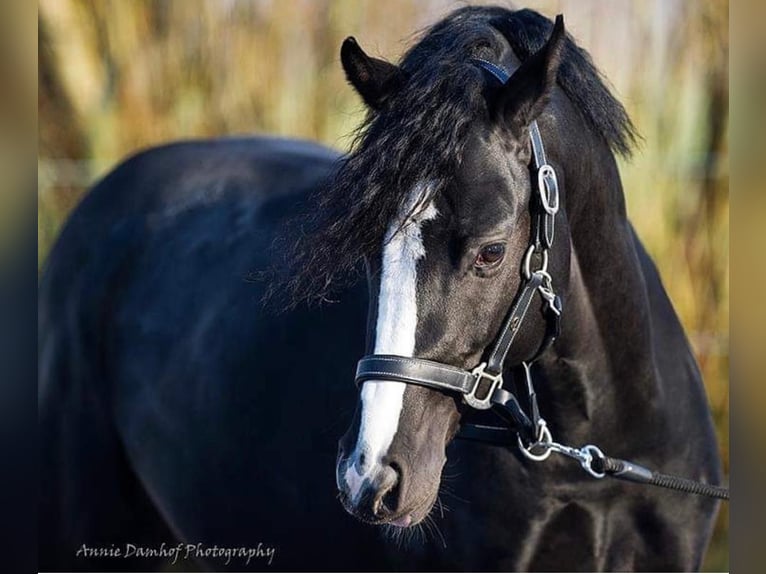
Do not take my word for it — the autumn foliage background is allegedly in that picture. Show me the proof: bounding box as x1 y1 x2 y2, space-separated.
37 0 729 570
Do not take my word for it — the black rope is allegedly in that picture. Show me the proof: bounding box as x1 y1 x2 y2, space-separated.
647 472 729 500
592 455 729 501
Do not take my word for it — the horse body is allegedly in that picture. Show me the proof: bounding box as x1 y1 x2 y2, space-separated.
424 95 722 571
39 138 390 571
40 7 722 572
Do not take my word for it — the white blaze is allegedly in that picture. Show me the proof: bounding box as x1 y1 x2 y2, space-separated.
343 186 437 502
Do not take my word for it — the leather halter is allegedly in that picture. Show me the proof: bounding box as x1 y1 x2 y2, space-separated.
354 59 562 444
350 60 730 502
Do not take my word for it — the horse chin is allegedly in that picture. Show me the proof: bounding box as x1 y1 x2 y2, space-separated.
388 514 413 528
382 491 438 529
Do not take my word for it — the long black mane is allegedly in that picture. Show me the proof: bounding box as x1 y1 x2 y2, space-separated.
283 6 639 304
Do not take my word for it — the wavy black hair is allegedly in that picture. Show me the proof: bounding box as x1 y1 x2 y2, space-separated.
278 6 639 306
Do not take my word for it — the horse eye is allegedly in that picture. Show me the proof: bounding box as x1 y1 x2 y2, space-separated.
475 242 506 268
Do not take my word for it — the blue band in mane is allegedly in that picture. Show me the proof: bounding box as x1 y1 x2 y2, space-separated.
472 58 511 84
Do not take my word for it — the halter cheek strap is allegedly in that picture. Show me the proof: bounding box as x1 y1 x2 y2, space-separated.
354 59 561 443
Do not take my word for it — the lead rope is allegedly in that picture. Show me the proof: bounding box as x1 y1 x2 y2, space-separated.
518 418 729 500
593 455 730 500
516 370 729 500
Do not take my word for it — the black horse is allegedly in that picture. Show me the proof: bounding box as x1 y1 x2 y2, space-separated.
40 7 723 572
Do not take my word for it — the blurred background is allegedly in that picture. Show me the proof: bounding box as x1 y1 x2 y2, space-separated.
1 2 35 572
37 0 729 569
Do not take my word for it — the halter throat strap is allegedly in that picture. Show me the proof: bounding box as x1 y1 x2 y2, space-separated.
354 59 561 442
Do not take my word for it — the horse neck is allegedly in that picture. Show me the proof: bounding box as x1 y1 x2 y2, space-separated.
535 124 665 442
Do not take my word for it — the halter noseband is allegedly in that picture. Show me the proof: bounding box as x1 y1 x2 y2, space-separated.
354 59 562 444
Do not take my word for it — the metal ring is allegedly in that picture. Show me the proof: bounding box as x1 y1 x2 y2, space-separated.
580 444 606 479
537 164 559 215
523 245 548 280
517 424 553 462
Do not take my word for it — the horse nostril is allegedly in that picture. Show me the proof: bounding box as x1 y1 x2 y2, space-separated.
377 462 402 516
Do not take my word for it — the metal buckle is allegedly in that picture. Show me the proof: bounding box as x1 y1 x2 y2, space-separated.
537 275 561 316
464 362 503 410
537 164 559 215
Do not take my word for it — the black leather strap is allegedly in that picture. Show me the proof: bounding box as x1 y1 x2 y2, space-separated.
490 387 535 439
456 423 516 445
471 57 511 83
530 293 562 362
355 355 475 394
485 272 544 375
356 358 538 441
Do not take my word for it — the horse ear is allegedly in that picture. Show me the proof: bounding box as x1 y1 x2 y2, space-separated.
341 37 405 110
496 15 566 135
